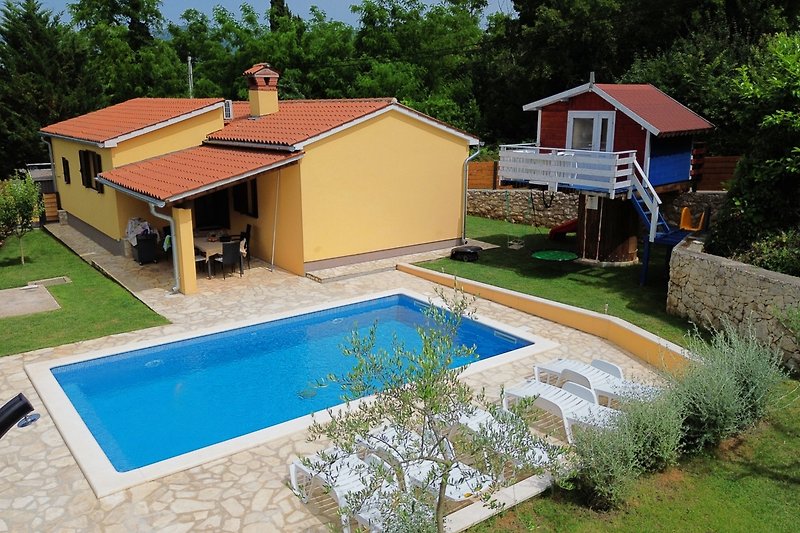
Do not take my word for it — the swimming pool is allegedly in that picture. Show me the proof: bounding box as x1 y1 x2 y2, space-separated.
27 289 556 496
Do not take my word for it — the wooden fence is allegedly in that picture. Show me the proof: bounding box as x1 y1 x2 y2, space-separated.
467 161 513 189
695 156 739 191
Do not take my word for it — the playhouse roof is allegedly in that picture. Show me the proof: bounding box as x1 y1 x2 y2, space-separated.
209 98 479 148
97 145 301 204
40 98 224 146
522 83 713 137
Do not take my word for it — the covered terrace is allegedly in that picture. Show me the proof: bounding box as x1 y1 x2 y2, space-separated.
98 144 303 294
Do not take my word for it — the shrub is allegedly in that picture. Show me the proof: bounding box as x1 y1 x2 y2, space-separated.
619 395 683 473
672 320 786 453
570 424 640 510
739 229 800 276
668 363 745 454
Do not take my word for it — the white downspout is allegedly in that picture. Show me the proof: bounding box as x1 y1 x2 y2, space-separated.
461 146 482 244
149 203 180 293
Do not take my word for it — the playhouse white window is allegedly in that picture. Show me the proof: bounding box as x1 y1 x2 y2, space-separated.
566 111 615 151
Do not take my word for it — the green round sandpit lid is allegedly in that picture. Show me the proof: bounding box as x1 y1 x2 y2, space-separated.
532 250 578 261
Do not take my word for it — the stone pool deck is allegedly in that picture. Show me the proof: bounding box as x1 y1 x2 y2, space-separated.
0 227 661 532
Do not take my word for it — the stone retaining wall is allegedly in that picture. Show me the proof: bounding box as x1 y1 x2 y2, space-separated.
667 239 800 371
468 190 727 229
467 190 579 227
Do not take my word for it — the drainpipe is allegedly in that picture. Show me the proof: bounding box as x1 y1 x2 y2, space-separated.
149 203 180 293
461 146 482 244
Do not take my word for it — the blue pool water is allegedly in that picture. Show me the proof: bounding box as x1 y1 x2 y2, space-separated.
52 294 532 472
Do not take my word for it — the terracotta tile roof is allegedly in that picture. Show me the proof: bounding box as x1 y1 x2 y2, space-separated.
41 98 223 144
99 145 299 202
595 84 713 136
208 98 395 146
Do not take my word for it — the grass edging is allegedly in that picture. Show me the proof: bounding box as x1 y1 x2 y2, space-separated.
397 263 688 373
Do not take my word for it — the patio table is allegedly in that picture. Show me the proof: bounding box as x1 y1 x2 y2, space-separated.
193 237 223 279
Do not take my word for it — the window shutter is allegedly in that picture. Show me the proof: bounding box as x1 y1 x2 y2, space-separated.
62 157 70 184
94 153 104 193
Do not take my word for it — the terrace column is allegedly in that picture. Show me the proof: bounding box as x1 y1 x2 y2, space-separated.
172 206 198 295
576 195 639 264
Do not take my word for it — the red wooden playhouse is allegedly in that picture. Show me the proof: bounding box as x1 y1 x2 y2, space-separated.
498 79 713 281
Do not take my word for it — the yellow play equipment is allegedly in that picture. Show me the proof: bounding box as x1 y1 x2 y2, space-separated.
679 207 706 232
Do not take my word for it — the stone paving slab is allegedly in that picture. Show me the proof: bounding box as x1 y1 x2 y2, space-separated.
0 285 60 318
0 226 662 531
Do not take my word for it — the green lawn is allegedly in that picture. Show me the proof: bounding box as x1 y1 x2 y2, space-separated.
469 381 800 532
0 229 168 356
419 216 693 345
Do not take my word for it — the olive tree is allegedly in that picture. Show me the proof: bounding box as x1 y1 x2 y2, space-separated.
0 172 43 264
303 288 562 532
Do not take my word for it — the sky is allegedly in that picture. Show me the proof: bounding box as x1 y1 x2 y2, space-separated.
40 1 516 27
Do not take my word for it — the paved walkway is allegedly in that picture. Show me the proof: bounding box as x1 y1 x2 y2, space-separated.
0 225 659 532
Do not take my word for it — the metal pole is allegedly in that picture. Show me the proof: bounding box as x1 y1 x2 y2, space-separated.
187 55 194 98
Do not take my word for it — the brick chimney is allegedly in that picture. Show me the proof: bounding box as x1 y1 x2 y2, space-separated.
243 63 280 117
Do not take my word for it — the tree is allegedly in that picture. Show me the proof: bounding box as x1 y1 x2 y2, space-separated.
0 0 100 178
70 0 184 103
707 32 800 256
304 288 561 531
0 172 43 264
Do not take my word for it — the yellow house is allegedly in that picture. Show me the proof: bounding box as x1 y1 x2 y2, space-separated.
40 64 479 294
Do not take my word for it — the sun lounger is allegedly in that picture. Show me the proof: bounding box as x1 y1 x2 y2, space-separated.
534 358 660 404
503 379 618 443
456 406 550 468
289 447 396 533
358 423 493 501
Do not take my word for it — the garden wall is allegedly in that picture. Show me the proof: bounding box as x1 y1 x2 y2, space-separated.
667 239 800 371
467 190 727 230
467 190 579 228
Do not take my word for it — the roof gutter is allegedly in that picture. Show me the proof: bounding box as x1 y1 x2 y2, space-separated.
39 131 105 148
95 176 166 207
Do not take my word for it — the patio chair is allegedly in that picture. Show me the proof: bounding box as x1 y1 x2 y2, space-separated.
239 237 250 270
289 447 400 533
503 379 618 443
534 358 660 405
357 423 493 502
213 241 242 279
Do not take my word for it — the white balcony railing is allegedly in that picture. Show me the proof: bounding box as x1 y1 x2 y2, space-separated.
498 144 638 199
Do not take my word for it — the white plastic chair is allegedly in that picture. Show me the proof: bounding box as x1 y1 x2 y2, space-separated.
503 379 618 443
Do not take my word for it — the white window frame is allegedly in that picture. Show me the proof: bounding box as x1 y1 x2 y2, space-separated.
565 111 616 152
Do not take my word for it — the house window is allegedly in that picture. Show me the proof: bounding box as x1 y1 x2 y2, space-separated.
78 150 104 193
62 157 70 184
232 180 258 218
